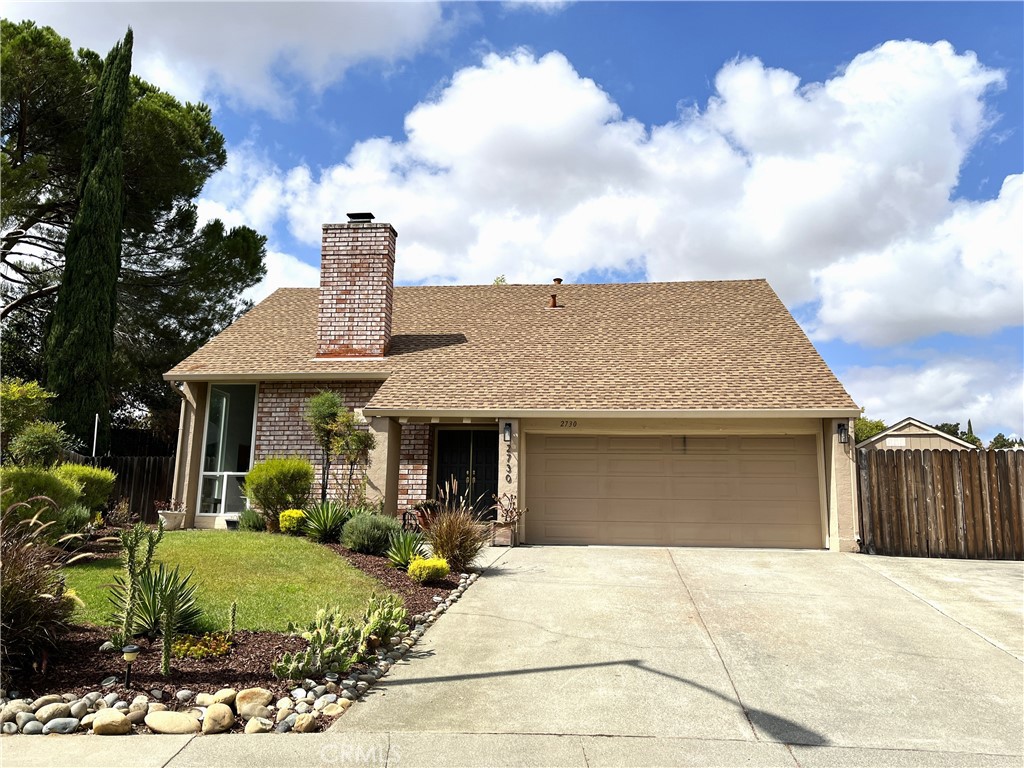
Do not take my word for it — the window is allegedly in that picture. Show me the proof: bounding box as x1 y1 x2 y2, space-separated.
199 384 256 515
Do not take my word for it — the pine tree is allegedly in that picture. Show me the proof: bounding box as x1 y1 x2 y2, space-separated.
43 29 133 451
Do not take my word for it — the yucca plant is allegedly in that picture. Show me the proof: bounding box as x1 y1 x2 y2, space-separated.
109 561 202 639
303 500 350 543
386 529 425 570
158 564 198 676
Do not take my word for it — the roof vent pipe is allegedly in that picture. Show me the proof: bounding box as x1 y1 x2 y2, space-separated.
549 294 558 308
553 277 563 284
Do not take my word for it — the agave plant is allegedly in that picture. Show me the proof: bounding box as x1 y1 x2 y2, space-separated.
386 529 425 570
303 500 351 543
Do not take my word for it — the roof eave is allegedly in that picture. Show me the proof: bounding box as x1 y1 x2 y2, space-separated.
163 371 391 383
362 406 862 419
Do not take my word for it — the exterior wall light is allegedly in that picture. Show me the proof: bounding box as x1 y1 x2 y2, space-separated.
122 644 141 688
503 423 512 443
837 423 850 444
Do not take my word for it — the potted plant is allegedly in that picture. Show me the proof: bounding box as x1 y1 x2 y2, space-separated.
489 492 526 547
154 499 186 531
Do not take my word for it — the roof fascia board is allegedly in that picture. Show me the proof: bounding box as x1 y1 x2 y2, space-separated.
363 407 862 419
164 371 391 383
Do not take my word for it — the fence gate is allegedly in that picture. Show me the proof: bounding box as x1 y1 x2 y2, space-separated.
857 448 1023 560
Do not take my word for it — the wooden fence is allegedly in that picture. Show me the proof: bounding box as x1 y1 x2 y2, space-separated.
857 448 1024 560
64 451 174 524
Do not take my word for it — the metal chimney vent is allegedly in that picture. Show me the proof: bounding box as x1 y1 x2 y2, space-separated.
346 212 375 222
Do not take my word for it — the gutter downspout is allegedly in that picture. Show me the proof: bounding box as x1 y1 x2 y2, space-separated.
168 382 189 508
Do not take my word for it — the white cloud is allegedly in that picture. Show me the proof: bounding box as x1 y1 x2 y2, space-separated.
195 40 1020 348
843 358 1024 441
204 42 1017 340
244 250 320 306
5 1 448 113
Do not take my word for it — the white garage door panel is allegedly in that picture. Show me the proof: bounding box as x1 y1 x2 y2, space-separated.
525 433 823 548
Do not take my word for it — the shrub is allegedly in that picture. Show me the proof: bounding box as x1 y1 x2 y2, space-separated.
408 556 450 584
0 501 76 682
244 458 313 531
279 508 306 535
424 509 489 573
106 497 135 528
8 421 80 467
53 464 117 511
387 529 425 570
238 506 266 532
342 512 402 556
0 466 84 521
55 503 93 540
172 632 232 660
303 500 351 543
0 377 54 444
110 561 203 640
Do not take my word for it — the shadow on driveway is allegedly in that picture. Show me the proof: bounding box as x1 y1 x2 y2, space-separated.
378 657 828 746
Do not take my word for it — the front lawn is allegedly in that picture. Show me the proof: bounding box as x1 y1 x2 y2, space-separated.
63 530 387 632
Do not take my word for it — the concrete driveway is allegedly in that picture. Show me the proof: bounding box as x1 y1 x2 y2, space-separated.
333 546 1024 766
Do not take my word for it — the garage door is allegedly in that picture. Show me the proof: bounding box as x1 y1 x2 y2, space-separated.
524 434 822 548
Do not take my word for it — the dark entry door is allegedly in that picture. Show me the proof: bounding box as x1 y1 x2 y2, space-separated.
436 429 498 515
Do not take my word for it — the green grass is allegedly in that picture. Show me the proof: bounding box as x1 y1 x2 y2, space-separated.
63 530 388 632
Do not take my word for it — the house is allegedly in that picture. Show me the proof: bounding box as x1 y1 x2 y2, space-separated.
164 214 862 550
857 417 977 451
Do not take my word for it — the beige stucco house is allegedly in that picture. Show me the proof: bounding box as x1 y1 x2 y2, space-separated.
857 417 977 451
164 214 862 551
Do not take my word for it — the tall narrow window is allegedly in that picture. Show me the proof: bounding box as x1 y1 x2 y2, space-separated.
199 384 256 515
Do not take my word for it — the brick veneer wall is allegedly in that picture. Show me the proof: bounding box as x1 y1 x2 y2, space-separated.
317 221 396 358
398 424 432 513
254 380 382 501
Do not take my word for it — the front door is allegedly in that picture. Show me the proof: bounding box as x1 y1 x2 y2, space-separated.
435 429 499 515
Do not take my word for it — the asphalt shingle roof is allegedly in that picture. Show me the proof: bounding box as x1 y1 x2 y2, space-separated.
164 280 859 414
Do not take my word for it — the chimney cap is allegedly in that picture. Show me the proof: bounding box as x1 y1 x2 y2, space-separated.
553 277 563 284
346 212 375 222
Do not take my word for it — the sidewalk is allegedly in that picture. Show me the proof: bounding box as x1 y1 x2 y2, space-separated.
3 730 1021 768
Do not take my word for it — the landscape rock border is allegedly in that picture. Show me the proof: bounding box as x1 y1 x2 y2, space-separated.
0 571 479 737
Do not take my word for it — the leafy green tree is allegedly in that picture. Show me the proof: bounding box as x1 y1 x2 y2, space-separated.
43 28 134 451
988 433 1024 450
933 422 983 449
0 377 54 448
854 417 886 444
304 391 344 503
332 410 376 506
1 20 266 445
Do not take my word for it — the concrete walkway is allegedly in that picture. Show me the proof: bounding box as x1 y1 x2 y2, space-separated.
2 548 1021 767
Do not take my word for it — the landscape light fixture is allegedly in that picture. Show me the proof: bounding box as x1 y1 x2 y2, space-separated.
837 423 850 444
503 423 512 443
122 644 141 688
324 672 339 683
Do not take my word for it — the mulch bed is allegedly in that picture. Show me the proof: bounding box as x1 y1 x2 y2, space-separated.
7 538 461 701
326 545 461 617
7 626 309 701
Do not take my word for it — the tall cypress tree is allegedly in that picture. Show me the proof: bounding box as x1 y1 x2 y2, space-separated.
43 29 133 452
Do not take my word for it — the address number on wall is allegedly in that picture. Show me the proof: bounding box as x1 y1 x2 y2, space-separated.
559 420 578 428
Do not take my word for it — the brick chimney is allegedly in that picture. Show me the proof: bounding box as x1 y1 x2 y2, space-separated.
316 214 397 358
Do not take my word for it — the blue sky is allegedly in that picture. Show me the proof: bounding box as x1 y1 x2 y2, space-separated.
7 1 1023 439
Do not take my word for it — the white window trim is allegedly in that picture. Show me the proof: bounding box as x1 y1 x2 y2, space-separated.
197 382 260 517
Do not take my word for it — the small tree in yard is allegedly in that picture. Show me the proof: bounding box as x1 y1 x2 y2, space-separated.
304 391 343 503
854 417 886 444
333 410 376 506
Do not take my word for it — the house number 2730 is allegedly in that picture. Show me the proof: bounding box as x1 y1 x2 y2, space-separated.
560 420 578 428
